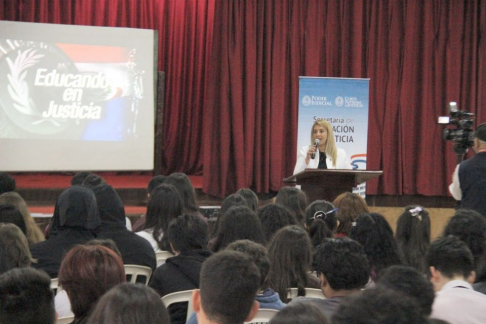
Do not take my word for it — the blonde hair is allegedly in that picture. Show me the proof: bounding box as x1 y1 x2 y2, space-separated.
0 192 45 245
0 223 34 268
310 120 337 166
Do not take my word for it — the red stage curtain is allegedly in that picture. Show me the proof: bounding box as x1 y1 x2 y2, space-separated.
203 0 486 197
1 0 215 176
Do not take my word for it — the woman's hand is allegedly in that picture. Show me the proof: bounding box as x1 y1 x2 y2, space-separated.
305 146 317 165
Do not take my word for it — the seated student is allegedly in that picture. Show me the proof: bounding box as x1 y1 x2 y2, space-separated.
0 223 33 272
208 193 248 241
266 225 321 303
164 173 203 218
275 187 308 225
149 214 211 324
427 235 486 324
257 204 298 242
132 175 167 232
376 265 435 318
186 240 286 324
0 192 45 245
332 192 369 237
93 184 156 270
0 204 27 235
0 172 16 195
86 283 170 324
304 200 337 248
71 171 93 186
0 267 55 324
269 302 330 324
288 237 369 321
30 186 101 278
236 188 259 213
331 287 428 324
192 251 260 324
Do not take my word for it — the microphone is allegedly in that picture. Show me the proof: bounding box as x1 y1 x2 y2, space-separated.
311 139 320 159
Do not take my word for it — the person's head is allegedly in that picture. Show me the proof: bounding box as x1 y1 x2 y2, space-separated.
257 204 298 242
147 175 167 197
349 213 402 280
269 302 330 324
235 188 259 213
0 268 55 324
275 187 308 224
164 173 199 213
315 238 370 296
193 251 260 324
210 194 248 238
58 244 126 318
305 200 337 248
145 184 183 251
377 265 435 317
0 204 27 235
92 185 126 226
333 192 369 235
71 171 93 186
310 120 335 151
426 235 475 291
443 209 486 281
331 287 428 324
212 206 265 252
86 238 122 257
0 223 32 270
395 205 431 273
86 283 170 324
48 186 100 237
473 123 486 150
266 225 313 303
226 240 270 288
0 172 15 195
0 192 45 245
81 174 107 189
167 214 209 254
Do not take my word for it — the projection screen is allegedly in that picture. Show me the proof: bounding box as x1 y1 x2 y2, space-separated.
0 21 157 171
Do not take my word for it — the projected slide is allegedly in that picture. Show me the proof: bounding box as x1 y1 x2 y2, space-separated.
0 21 156 171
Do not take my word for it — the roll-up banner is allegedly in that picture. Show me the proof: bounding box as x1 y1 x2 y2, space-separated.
297 77 370 196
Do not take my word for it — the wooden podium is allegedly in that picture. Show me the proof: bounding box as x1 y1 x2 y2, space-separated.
283 169 382 203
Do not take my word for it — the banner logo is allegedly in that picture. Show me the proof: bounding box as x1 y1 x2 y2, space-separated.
335 96 344 107
302 95 312 106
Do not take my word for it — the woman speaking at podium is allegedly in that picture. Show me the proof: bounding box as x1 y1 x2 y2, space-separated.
293 120 352 174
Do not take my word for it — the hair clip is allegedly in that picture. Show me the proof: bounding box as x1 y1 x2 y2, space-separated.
312 208 338 221
352 221 357 227
409 207 423 221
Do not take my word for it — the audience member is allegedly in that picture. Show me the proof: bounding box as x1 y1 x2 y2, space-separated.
192 251 260 324
0 267 55 324
137 184 183 252
164 172 201 217
0 223 32 270
30 186 101 278
305 200 337 248
132 175 167 232
93 184 156 270
81 173 107 188
149 214 211 324
210 205 265 252
332 287 428 324
186 239 285 324
0 172 16 195
377 265 435 317
349 213 402 281
208 193 248 239
395 205 431 273
266 225 320 303
0 192 45 245
427 235 486 323
288 237 369 320
257 204 297 242
269 302 329 324
58 244 126 324
87 283 170 324
275 187 308 224
236 188 259 213
443 209 486 285
332 192 369 237
0 203 27 235
71 172 93 186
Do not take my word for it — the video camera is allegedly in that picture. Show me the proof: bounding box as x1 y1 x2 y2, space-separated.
438 102 475 160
